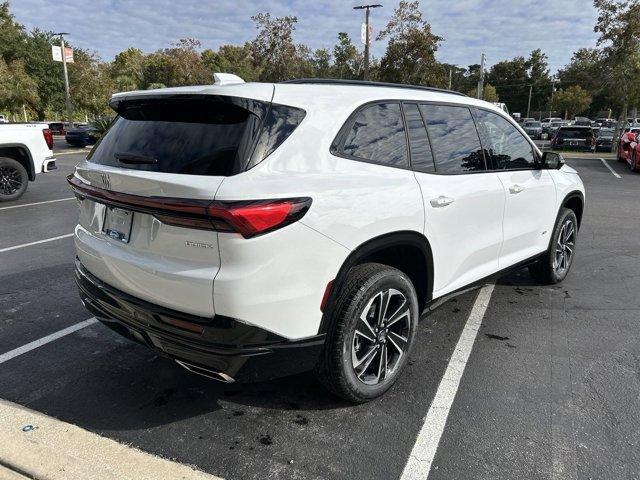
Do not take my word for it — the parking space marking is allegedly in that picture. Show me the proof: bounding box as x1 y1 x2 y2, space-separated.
0 318 97 365
0 233 74 253
401 284 495 480
600 158 621 178
0 197 74 211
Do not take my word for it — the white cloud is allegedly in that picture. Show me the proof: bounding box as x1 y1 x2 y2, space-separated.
9 0 599 71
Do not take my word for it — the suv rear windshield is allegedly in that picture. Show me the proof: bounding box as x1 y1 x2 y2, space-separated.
557 127 593 139
87 96 305 176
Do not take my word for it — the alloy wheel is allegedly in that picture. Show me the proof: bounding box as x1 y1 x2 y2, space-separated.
0 165 22 196
351 288 411 386
554 218 576 275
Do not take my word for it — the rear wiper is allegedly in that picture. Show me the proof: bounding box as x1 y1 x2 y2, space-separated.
115 152 158 165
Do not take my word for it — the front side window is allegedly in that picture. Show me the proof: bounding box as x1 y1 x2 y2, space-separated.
419 104 485 174
341 103 408 168
475 109 536 170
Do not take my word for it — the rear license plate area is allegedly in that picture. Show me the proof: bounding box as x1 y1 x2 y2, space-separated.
103 207 133 243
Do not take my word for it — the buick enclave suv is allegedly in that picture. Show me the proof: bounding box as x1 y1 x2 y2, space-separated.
69 76 585 402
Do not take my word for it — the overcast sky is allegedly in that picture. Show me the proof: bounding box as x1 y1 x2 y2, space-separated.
9 0 599 72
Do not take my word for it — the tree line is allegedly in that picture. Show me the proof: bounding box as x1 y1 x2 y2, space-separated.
1 0 638 122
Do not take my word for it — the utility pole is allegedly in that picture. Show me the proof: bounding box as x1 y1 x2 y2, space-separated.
477 53 485 99
526 84 533 118
354 4 382 81
548 77 557 119
54 32 73 128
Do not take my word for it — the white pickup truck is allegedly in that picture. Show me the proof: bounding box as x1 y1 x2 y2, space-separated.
0 123 56 201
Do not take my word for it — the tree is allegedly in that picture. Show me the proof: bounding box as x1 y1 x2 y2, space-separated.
557 48 610 117
111 47 144 91
250 13 299 82
312 48 332 78
376 1 444 86
468 83 499 102
526 49 552 113
333 32 358 79
553 85 592 118
593 0 640 119
201 43 258 81
487 56 529 114
0 58 39 116
70 51 115 117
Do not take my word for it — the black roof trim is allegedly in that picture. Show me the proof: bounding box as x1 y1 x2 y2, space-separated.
281 78 467 97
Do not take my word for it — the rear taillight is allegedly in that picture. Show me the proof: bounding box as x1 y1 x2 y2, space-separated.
67 175 311 238
43 128 53 150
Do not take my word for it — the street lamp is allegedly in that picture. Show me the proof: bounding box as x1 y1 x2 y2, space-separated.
353 4 382 81
52 32 73 127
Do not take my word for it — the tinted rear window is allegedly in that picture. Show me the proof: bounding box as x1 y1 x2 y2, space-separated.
341 102 408 168
87 96 305 176
558 128 593 139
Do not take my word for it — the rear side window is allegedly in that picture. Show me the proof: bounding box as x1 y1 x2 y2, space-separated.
475 109 536 170
419 104 485 174
403 103 435 173
341 103 408 168
87 96 305 176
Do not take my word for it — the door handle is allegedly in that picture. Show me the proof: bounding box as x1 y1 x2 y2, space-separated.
430 196 455 208
509 184 525 194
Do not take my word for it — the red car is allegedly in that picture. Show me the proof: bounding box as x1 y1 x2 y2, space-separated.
617 127 640 170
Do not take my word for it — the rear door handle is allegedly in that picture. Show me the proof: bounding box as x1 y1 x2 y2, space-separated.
509 184 525 194
430 196 455 208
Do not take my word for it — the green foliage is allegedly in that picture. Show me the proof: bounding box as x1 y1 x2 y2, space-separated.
553 85 592 118
1 0 638 123
468 83 499 102
89 116 113 136
376 1 444 86
0 58 39 114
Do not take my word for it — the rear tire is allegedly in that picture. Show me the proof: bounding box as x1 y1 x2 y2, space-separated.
629 152 638 172
529 208 578 284
0 157 28 202
316 263 418 403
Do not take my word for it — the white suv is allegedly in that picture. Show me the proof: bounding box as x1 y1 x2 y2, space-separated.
69 77 585 402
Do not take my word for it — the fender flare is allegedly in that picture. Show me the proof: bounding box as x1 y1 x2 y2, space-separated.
318 230 434 334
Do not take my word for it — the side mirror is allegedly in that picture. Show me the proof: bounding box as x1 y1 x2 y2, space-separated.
542 151 565 170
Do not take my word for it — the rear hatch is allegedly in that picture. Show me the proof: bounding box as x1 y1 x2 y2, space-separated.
70 87 305 318
556 127 594 147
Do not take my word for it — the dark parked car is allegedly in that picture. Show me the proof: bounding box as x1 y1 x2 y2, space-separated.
48 122 66 136
551 126 596 153
522 121 542 140
595 127 614 152
65 125 99 147
573 117 592 126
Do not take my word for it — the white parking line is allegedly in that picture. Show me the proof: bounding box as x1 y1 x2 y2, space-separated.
401 284 495 480
0 233 74 253
600 158 621 178
0 318 97 365
0 197 74 211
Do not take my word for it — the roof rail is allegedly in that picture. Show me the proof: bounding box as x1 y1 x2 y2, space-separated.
281 78 467 97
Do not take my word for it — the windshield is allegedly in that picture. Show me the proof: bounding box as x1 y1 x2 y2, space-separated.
524 122 541 127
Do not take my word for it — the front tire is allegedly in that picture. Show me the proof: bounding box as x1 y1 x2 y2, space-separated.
529 208 578 284
317 263 418 403
0 157 28 202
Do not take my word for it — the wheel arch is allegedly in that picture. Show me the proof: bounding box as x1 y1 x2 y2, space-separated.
0 143 35 180
561 190 584 229
318 230 434 334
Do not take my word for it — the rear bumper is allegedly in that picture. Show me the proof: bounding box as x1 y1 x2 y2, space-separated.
75 259 325 382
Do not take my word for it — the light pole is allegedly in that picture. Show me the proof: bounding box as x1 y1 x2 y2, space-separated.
53 32 73 127
353 4 382 81
477 53 485 99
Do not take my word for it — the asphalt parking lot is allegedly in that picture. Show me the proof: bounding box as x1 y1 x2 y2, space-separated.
1 145 639 479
